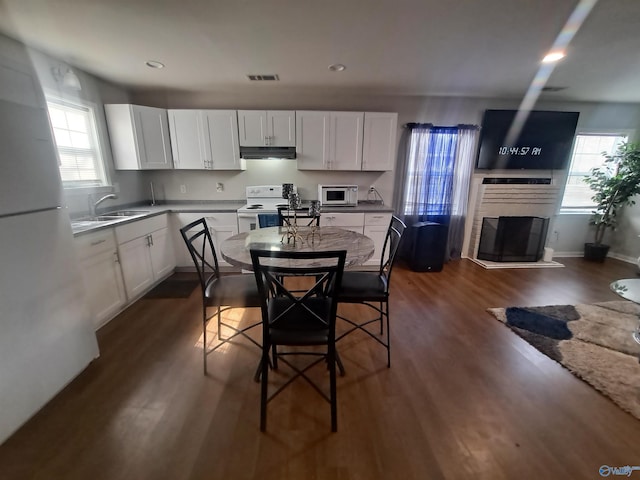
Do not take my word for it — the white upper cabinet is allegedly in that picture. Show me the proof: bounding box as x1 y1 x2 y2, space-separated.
362 112 398 171
169 109 243 170
238 110 295 146
295 111 331 170
331 112 364 170
296 111 364 171
105 104 173 170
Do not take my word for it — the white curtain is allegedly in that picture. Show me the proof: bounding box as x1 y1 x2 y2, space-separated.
447 127 479 259
402 125 432 216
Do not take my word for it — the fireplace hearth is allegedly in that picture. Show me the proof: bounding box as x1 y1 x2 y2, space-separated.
477 216 549 262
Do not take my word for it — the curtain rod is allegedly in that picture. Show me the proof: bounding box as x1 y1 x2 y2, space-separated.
403 123 479 130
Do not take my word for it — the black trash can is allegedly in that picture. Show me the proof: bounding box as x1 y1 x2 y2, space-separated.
406 222 448 272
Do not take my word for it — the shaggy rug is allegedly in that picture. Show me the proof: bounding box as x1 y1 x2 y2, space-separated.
488 300 640 420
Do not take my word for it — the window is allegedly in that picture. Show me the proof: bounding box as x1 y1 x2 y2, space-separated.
561 133 628 210
46 98 107 188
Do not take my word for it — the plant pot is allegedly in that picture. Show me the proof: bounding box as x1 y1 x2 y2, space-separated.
584 243 610 262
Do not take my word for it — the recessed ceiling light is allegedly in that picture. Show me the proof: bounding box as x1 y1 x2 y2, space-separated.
145 60 165 69
328 64 346 72
542 52 565 64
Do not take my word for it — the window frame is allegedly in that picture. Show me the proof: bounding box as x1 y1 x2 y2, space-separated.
559 129 634 214
45 94 111 191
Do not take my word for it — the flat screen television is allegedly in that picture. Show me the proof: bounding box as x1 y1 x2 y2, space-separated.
476 110 579 170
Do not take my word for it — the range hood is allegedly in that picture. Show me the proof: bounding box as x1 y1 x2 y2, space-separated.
239 146 296 159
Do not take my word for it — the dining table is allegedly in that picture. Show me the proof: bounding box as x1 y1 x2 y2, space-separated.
220 226 375 270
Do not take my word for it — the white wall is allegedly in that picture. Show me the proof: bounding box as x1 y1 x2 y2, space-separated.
26 49 147 216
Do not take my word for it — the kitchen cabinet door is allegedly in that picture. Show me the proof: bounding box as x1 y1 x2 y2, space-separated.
331 112 364 170
170 110 243 170
362 112 398 171
106 104 173 170
238 110 295 146
149 227 175 279
296 111 363 170
296 111 331 170
202 110 243 169
363 213 392 266
172 212 237 268
119 235 155 299
268 111 295 146
75 229 126 329
168 110 206 169
80 249 127 328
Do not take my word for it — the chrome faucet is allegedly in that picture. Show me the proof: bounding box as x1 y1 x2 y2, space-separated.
90 193 117 216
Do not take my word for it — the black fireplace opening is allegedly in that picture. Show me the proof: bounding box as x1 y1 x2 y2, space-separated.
478 216 549 262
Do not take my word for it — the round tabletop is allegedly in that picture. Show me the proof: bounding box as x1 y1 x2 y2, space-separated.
610 278 640 304
220 226 375 270
610 278 640 346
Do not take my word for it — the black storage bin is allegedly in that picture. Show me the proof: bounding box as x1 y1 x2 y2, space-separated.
406 222 448 272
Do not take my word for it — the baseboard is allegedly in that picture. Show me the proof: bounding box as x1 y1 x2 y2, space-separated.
470 257 565 269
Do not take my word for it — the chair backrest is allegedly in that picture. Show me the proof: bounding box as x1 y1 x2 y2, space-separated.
250 249 346 340
379 215 407 286
179 218 220 294
258 213 281 228
277 206 320 227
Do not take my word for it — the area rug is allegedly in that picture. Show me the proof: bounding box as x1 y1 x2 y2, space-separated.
143 273 200 299
487 300 640 420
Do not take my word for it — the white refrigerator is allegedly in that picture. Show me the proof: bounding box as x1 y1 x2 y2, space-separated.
0 66 99 442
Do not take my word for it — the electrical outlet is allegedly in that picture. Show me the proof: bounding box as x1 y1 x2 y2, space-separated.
180 184 187 194
369 186 375 193
216 182 224 192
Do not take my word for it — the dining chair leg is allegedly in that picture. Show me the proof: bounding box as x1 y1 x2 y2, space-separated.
203 306 208 375
329 348 337 432
379 301 384 334
260 347 270 432
271 345 278 369
385 300 391 368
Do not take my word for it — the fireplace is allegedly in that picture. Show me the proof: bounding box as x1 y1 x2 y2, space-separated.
477 216 549 262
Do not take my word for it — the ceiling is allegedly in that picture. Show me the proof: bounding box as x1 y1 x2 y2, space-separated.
1 0 639 103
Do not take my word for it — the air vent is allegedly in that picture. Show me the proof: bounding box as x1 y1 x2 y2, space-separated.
542 86 567 92
247 74 280 81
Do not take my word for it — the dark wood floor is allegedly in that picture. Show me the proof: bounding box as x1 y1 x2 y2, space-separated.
1 257 639 479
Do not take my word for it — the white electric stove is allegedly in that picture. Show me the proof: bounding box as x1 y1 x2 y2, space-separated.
237 185 295 233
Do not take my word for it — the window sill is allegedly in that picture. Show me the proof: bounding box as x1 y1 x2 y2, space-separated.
559 208 594 215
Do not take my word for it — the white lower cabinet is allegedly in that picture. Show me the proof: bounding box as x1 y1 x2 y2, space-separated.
172 212 239 268
364 213 392 266
116 214 176 299
322 212 391 266
75 229 126 330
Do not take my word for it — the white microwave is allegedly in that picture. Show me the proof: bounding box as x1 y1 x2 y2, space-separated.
318 184 358 206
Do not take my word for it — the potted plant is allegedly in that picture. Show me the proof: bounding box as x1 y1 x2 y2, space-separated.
583 142 640 261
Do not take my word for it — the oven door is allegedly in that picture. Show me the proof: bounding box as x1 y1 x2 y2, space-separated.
237 212 258 233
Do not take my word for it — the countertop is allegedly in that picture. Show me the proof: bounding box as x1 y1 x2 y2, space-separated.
71 200 394 236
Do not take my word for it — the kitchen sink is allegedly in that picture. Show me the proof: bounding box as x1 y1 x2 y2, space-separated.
101 210 150 217
71 210 150 232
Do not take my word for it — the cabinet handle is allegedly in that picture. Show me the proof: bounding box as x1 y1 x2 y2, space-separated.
114 252 120 264
149 234 154 246
90 239 106 246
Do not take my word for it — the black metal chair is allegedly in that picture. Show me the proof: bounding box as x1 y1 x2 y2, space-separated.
336 215 407 367
180 218 262 375
250 248 346 432
277 206 320 227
